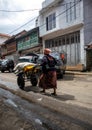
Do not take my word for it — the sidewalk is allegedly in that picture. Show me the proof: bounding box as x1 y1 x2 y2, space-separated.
65 70 92 76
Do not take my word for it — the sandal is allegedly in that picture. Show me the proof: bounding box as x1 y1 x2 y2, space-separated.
51 93 57 96
40 90 45 93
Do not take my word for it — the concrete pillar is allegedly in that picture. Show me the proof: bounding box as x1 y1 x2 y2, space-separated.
80 28 86 67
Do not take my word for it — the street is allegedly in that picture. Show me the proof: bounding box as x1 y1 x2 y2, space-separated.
0 72 92 109
0 72 92 130
0 87 92 130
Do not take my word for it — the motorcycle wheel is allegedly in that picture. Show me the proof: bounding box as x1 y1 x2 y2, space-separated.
17 75 25 90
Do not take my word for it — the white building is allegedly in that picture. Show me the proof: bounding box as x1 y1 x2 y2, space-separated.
38 0 92 71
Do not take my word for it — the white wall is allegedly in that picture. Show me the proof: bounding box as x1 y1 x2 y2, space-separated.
39 0 83 37
59 0 83 29
83 0 92 45
80 28 86 65
42 0 55 8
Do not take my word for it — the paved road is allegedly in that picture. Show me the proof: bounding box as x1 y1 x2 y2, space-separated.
57 74 92 109
0 72 92 109
0 87 92 130
0 72 92 130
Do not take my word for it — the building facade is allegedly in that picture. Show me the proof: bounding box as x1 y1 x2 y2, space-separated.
1 30 27 63
0 33 10 58
16 27 42 58
38 0 92 71
0 28 42 64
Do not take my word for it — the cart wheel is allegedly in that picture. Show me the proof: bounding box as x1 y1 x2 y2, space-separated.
30 74 38 86
17 75 25 90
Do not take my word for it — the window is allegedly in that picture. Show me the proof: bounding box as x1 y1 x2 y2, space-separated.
54 40 57 47
59 39 61 46
51 40 54 47
26 36 30 41
45 40 49 48
66 0 78 22
71 35 74 43
46 13 56 31
62 37 65 45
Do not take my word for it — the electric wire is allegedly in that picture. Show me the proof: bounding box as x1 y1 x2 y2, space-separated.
0 9 40 12
8 1 81 35
0 2 78 12
1 0 92 35
9 17 37 34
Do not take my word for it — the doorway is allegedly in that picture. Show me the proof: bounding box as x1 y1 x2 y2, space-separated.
86 49 92 71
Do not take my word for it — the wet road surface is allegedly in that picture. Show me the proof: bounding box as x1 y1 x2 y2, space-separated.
0 72 92 129
0 87 92 130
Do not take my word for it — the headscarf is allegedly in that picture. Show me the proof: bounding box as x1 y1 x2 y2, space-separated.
44 48 51 55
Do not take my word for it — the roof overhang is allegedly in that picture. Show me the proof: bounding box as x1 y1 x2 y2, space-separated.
42 23 83 40
19 45 42 55
25 52 39 56
85 41 92 50
40 0 63 14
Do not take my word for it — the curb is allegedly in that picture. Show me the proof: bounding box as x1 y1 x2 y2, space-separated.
65 71 92 76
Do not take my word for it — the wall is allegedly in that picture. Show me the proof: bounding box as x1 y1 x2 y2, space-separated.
83 0 92 45
42 0 55 8
17 28 39 51
59 0 83 28
39 0 83 37
0 36 10 45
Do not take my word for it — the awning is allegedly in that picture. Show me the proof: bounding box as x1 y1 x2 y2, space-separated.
25 52 39 57
85 41 92 50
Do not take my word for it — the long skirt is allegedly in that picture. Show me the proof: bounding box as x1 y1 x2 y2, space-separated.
39 71 57 89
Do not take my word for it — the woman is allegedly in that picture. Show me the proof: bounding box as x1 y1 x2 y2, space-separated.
39 48 57 96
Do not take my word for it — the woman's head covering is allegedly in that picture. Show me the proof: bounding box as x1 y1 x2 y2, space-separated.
44 48 51 54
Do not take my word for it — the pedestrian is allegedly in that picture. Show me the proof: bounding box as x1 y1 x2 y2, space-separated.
39 48 57 96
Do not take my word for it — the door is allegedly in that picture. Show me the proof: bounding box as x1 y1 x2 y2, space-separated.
86 49 92 71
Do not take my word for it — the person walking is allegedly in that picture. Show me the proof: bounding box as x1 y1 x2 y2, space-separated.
39 48 57 96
